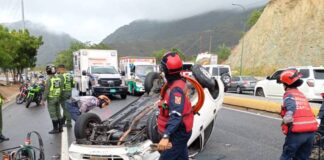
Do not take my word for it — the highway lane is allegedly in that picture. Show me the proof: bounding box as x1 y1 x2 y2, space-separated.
0 94 138 159
196 107 284 160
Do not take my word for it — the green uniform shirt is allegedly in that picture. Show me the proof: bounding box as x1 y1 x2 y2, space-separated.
42 75 64 100
59 73 74 92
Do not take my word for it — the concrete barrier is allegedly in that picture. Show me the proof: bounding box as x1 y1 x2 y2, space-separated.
224 96 320 116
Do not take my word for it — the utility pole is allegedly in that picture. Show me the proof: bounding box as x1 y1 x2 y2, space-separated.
209 31 212 54
21 0 25 30
232 3 246 76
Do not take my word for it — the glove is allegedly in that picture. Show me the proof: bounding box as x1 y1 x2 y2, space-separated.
157 138 172 151
283 111 294 124
317 118 321 127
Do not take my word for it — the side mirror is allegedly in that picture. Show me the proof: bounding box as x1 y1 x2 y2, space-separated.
266 76 270 80
121 71 125 76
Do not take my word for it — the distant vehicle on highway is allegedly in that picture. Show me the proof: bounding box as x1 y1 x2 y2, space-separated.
227 76 257 94
203 64 232 91
254 66 324 101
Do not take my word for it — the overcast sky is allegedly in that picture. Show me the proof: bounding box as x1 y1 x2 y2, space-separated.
0 0 268 43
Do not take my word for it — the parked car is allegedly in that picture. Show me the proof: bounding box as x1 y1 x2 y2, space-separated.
203 65 232 91
254 66 324 101
228 76 257 94
69 65 224 160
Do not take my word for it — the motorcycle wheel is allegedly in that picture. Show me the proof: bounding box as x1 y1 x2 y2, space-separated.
16 94 25 104
26 96 33 108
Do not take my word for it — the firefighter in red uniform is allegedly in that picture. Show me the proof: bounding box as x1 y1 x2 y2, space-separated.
278 69 317 160
157 52 194 160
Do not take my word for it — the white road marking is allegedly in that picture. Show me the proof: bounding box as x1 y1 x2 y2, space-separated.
61 126 69 160
223 107 282 121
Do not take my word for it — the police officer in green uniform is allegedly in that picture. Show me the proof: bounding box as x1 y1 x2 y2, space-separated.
41 64 64 134
57 64 73 128
0 94 9 143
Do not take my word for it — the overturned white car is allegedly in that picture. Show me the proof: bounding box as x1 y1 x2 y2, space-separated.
69 65 224 160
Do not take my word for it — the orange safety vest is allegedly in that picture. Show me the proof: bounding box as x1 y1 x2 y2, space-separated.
157 79 194 133
280 89 317 135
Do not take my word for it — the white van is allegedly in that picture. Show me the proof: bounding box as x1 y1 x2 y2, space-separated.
254 66 324 101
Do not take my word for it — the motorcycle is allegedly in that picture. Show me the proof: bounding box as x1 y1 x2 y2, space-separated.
25 82 44 108
15 82 29 104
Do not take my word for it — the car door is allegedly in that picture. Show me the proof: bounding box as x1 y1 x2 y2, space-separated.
266 70 284 97
229 77 239 90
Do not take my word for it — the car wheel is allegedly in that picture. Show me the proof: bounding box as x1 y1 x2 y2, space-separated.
74 113 101 140
146 109 161 143
120 93 127 99
144 72 160 94
236 86 242 94
192 65 215 90
256 88 265 97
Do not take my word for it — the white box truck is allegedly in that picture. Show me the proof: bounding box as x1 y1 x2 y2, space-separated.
119 56 157 95
73 49 128 99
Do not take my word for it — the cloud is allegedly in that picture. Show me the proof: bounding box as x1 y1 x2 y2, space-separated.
0 0 268 43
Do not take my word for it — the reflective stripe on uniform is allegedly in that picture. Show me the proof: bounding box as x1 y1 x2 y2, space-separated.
169 110 182 117
293 120 318 125
49 76 61 98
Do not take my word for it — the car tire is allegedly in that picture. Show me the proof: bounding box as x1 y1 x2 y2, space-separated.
120 93 127 99
146 109 161 143
74 113 101 140
192 65 215 90
144 72 160 94
236 86 242 94
256 88 265 97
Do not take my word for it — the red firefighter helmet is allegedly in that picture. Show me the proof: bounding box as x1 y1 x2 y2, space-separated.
160 52 183 74
279 69 302 85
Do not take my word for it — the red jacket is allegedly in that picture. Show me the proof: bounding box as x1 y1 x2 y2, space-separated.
280 89 317 135
157 79 194 134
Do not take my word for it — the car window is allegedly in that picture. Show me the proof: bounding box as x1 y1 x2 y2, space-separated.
212 67 229 76
232 77 240 81
299 69 310 78
270 70 284 80
314 69 324 79
204 67 210 72
212 68 219 76
183 64 192 71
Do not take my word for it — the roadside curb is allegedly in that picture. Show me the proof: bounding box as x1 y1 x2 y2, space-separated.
223 96 320 116
2 92 19 110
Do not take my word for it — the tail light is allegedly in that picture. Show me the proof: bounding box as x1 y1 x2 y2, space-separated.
306 79 315 87
321 93 324 98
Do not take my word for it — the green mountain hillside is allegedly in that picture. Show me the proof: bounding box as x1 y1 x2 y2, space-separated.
102 7 262 56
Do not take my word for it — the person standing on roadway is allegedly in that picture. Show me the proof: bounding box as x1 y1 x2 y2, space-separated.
316 93 324 134
0 93 9 143
278 69 317 160
157 52 194 160
57 64 74 128
41 64 64 134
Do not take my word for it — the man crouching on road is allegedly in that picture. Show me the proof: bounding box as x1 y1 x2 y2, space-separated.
278 69 317 160
65 95 110 121
157 52 194 160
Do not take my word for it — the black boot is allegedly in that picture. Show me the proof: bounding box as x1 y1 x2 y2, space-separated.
59 118 65 132
49 120 60 134
0 134 9 143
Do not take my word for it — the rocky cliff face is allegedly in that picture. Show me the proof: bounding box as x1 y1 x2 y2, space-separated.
226 0 324 75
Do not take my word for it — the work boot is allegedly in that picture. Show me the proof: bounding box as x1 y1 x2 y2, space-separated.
58 118 65 132
49 120 60 134
0 134 9 143
64 120 72 128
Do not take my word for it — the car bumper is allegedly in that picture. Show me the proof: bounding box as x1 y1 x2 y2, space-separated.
92 86 128 96
69 140 160 160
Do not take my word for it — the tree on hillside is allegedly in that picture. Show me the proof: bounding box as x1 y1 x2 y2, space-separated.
54 42 111 70
247 9 263 28
217 43 231 63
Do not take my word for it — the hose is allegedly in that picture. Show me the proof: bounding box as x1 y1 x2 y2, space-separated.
160 75 205 114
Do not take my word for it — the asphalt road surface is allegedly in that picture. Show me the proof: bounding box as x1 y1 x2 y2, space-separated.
1 94 287 160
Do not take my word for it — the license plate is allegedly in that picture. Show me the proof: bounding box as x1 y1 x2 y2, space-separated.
250 82 256 85
110 89 116 93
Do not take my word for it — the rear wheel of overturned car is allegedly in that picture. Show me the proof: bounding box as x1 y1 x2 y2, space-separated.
146 109 161 143
74 113 101 140
144 72 160 94
221 73 231 92
255 88 265 97
192 65 215 90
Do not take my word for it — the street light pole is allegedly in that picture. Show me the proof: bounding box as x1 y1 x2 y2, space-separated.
232 3 246 76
